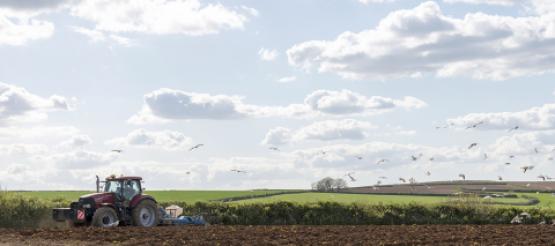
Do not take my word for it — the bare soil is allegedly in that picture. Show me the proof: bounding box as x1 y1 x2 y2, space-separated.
1 225 555 245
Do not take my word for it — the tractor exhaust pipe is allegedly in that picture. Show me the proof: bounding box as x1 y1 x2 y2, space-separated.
96 175 100 193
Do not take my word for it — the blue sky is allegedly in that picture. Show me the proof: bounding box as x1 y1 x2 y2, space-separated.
1 0 555 190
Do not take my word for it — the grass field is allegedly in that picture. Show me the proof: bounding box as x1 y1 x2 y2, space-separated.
14 190 294 203
13 190 549 207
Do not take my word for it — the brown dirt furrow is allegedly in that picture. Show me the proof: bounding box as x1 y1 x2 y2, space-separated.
2 225 555 245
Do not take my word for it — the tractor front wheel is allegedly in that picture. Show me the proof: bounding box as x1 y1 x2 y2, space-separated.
132 200 160 227
91 207 119 227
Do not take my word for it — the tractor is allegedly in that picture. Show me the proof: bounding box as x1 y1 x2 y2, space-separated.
52 175 161 227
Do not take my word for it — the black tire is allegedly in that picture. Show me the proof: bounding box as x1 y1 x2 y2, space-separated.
91 207 119 227
132 200 160 227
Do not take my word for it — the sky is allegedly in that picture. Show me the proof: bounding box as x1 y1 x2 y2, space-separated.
2 0 555 190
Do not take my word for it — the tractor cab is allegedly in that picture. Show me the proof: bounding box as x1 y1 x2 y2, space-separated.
102 176 143 205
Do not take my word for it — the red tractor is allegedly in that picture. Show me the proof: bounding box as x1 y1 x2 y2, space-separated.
53 175 161 227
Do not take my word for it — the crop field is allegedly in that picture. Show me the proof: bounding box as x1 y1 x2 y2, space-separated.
233 192 537 206
14 190 294 203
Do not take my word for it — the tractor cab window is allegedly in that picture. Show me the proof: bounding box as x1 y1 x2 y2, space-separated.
104 180 122 193
123 179 141 201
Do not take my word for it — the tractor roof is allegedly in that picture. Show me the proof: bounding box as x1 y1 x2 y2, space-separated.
106 176 142 181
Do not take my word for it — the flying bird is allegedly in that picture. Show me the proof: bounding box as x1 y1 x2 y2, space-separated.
498 176 503 181
189 144 204 151
426 171 431 176
548 157 554 161
321 151 327 155
230 169 248 174
345 172 356 182
429 157 435 162
376 159 388 165
411 153 423 161
508 126 520 132
376 180 382 186
468 143 478 150
459 174 466 180
484 153 488 160
399 178 407 183
354 156 363 160
268 146 280 151
378 176 388 180
111 149 123 153
534 148 539 154
466 121 485 129
521 165 534 173
505 162 511 165
538 175 547 181
509 155 516 159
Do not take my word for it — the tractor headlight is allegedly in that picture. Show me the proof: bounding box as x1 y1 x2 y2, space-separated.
82 204 91 208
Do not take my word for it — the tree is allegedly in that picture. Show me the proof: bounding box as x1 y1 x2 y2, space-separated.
312 177 348 192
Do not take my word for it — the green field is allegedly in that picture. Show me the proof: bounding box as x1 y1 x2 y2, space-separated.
13 190 550 207
15 190 294 203
234 192 447 204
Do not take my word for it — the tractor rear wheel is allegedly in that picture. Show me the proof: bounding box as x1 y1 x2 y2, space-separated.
132 200 160 227
91 207 119 227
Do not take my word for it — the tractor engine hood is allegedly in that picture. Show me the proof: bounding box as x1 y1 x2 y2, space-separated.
80 192 115 204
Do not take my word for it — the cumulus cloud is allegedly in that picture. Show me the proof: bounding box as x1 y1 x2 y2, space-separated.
447 103 555 130
287 1 555 80
72 26 133 47
443 0 516 5
106 129 193 151
59 135 92 148
48 150 117 169
293 142 482 171
358 0 396 4
69 0 256 36
0 9 54 46
0 82 73 124
258 48 279 61
263 119 376 145
129 88 426 123
0 0 70 11
262 127 293 146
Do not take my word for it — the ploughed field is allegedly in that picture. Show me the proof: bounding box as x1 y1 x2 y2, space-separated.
2 225 555 245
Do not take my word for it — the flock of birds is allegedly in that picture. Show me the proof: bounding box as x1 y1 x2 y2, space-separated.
106 121 555 186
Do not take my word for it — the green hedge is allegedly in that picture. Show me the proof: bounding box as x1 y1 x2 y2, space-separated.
0 192 67 228
159 201 555 225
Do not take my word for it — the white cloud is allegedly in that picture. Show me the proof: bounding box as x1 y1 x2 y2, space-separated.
0 125 79 139
48 150 117 169
287 1 555 80
69 0 256 36
447 103 555 130
59 135 92 148
106 129 193 151
0 143 48 156
0 9 54 46
129 88 426 123
0 82 73 124
358 0 397 4
264 119 375 145
72 26 133 47
443 0 516 6
258 48 279 61
262 127 292 146
276 76 297 83
304 89 426 114
293 142 481 171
